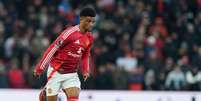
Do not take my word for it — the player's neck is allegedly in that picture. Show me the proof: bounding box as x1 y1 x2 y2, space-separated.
79 25 87 34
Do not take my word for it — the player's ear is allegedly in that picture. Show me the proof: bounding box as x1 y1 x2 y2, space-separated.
80 16 84 21
80 16 87 24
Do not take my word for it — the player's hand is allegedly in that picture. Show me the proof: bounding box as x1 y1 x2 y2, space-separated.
33 70 40 79
83 73 89 82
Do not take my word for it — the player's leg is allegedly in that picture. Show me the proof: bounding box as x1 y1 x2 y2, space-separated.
62 73 81 101
64 87 80 101
46 67 62 101
45 77 61 101
46 95 57 101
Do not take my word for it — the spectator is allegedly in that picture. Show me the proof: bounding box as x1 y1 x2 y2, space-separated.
185 66 201 90
165 65 186 90
95 63 114 89
144 69 158 90
7 59 26 88
0 59 8 88
116 46 138 72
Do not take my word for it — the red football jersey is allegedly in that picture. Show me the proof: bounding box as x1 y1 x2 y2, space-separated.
35 25 94 75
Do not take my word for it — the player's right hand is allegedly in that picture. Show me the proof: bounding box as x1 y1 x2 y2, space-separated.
83 73 90 82
33 70 40 79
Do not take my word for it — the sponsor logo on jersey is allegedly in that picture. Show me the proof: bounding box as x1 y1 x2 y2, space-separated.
48 88 52 94
68 52 81 57
67 47 84 58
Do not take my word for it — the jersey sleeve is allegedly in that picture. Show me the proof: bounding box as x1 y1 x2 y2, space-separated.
81 34 94 75
34 37 64 75
81 45 91 75
34 28 75 75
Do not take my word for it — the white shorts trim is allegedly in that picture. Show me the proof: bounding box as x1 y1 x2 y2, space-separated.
46 66 81 96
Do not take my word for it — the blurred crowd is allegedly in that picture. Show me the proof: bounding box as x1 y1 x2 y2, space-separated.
0 0 201 91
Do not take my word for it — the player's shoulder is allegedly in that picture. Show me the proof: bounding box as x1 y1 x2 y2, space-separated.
64 25 79 32
61 25 80 39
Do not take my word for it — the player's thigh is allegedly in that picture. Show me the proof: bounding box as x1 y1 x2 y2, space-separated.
46 75 62 96
46 67 62 96
64 87 80 97
47 95 57 101
46 82 61 96
62 74 81 97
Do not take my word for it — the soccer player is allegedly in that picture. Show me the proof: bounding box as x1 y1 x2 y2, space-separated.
34 7 96 101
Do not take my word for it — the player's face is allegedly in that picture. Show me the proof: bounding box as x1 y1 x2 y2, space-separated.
81 16 95 31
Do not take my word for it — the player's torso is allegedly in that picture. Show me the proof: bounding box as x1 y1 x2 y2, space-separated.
50 31 92 72
60 32 90 59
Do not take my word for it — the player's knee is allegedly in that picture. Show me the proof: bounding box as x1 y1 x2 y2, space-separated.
64 87 80 97
46 95 57 101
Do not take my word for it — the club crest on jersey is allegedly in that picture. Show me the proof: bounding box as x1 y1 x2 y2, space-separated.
74 40 80 44
47 88 52 94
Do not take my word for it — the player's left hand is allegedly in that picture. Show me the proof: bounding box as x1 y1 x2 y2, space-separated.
83 73 90 82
